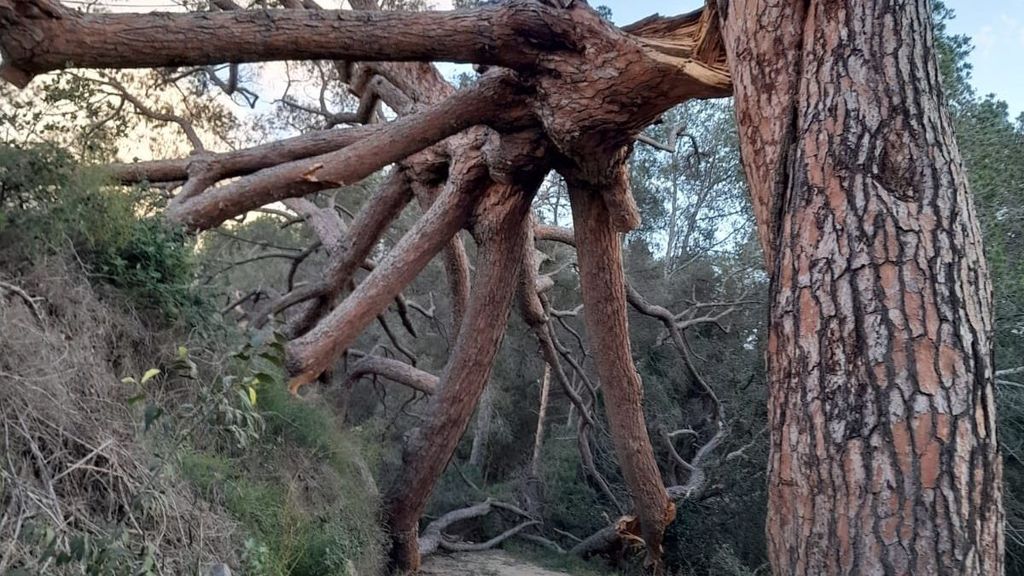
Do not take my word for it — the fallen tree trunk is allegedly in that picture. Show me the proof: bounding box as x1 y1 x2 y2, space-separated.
0 0 575 85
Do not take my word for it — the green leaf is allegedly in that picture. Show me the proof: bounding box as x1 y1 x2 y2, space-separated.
140 368 160 384
143 405 164 432
252 371 278 386
69 534 87 560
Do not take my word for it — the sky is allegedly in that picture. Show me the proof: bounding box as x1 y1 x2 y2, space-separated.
595 0 1024 118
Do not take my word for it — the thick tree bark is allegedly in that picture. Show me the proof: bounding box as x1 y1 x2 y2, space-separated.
384 179 536 573
719 1 1003 573
164 75 518 230
285 152 489 390
0 0 574 85
567 176 673 570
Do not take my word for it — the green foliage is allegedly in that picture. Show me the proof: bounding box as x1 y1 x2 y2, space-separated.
14 523 158 576
1 74 132 161
181 440 382 576
538 436 610 537
171 334 383 576
0 143 205 320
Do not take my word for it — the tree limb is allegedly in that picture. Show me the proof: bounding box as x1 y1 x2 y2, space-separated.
346 355 437 395
165 73 522 230
0 0 578 86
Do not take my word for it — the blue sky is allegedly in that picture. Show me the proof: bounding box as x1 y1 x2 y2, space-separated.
597 0 1024 118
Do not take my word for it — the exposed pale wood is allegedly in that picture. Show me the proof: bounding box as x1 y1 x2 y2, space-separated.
345 355 437 395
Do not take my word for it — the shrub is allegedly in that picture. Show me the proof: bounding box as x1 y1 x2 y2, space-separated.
0 143 204 320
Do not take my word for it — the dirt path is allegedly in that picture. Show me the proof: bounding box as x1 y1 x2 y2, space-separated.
420 550 572 576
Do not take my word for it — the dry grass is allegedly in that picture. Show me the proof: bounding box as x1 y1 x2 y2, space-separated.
0 257 237 575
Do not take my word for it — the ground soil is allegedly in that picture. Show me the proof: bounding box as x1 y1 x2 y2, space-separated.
421 551 572 576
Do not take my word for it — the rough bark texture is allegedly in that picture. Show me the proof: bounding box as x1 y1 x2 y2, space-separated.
17 0 995 572
0 0 574 85
568 179 674 568
164 75 517 230
285 151 489 390
719 1 1003 573
384 177 536 573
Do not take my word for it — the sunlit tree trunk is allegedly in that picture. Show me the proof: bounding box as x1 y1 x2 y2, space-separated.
719 1 1003 573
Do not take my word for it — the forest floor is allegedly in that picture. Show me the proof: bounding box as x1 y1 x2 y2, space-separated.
421 551 573 576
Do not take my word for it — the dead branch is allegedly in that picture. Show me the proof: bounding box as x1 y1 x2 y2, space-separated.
441 520 540 552
0 280 44 323
345 355 437 395
417 498 536 557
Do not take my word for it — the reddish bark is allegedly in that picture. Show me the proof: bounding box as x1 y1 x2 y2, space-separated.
4 0 1003 572
720 1 1003 573
384 176 538 572
0 0 574 85
567 170 674 568
164 75 520 230
285 150 490 390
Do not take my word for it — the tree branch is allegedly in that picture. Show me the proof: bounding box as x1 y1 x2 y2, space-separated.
164 72 522 230
285 153 489 390
0 0 577 86
345 355 437 395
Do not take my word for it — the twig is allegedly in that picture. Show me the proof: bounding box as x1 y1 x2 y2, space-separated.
0 280 45 323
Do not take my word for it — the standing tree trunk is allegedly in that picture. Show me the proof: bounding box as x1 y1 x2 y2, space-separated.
531 363 551 478
719 1 1003 573
524 363 551 518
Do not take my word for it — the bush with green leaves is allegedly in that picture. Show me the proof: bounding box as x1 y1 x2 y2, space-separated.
157 333 386 576
0 143 203 320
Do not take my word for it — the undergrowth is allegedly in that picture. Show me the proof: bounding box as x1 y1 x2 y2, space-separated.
0 144 385 575
0 143 206 321
179 363 385 576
